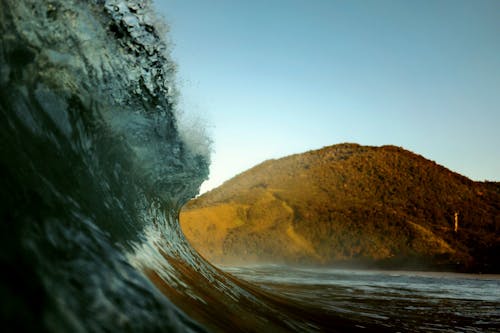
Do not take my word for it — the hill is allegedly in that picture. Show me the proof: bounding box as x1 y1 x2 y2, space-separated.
180 143 500 272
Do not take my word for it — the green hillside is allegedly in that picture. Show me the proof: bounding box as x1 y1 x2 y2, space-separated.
181 143 500 272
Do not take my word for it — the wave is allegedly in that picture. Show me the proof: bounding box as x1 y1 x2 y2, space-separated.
0 1 387 332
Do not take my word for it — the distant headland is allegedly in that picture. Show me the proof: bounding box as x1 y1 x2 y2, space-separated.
181 143 500 273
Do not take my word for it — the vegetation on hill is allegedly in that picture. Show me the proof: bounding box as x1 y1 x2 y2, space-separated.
180 143 500 272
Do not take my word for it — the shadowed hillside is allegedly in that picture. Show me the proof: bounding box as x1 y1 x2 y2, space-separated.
181 143 500 272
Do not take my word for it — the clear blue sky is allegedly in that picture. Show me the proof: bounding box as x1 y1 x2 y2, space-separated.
155 0 500 192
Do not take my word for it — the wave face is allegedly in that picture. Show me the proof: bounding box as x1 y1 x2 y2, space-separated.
0 0 212 331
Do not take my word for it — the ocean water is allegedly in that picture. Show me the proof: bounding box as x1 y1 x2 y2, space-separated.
223 265 500 332
1 0 498 332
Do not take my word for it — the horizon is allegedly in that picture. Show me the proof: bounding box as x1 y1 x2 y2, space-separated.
155 0 500 193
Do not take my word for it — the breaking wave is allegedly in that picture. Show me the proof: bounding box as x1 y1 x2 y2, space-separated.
0 1 392 332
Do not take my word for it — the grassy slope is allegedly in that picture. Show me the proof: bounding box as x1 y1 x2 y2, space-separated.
181 143 500 272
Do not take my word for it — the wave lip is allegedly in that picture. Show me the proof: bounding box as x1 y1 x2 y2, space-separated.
1 0 209 331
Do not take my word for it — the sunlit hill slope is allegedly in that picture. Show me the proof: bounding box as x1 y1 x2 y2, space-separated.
180 143 500 272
